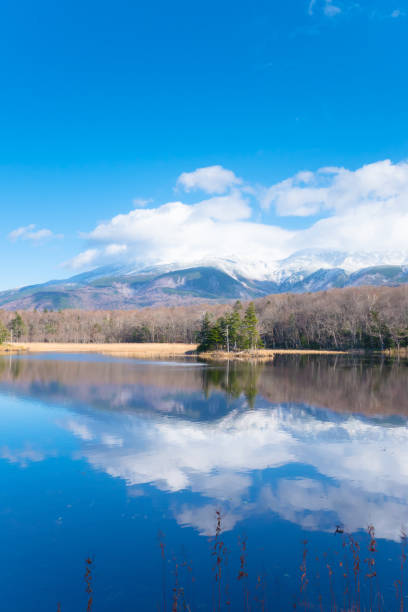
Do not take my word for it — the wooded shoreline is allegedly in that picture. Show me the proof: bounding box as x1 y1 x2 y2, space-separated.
0 285 407 352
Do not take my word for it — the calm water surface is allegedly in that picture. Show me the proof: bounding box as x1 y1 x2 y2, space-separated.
0 353 408 610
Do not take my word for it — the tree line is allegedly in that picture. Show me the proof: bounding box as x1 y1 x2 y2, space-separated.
0 284 407 351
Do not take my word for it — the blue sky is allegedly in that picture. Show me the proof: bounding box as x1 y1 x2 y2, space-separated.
1 0 408 289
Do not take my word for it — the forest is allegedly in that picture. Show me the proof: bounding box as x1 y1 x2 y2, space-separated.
0 284 407 351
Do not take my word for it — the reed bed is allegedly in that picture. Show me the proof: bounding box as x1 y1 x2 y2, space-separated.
384 347 408 357
10 342 197 358
55 520 408 611
0 343 28 353
198 349 277 362
9 342 347 362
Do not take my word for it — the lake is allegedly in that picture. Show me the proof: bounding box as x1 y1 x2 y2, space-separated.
0 352 408 611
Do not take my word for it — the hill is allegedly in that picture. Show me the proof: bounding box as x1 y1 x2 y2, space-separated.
1 249 408 310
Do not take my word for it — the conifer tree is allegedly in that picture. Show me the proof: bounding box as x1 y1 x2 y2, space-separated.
197 302 262 352
197 312 212 352
207 319 223 350
228 310 242 350
218 316 230 352
233 300 243 313
9 313 26 341
0 322 8 344
242 302 262 350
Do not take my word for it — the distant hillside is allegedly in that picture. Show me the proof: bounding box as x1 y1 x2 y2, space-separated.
1 250 408 311
1 285 407 351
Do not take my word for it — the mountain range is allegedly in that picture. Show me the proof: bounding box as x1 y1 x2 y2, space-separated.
1 249 408 310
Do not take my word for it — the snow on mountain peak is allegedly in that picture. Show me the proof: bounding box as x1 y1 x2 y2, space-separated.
98 249 408 283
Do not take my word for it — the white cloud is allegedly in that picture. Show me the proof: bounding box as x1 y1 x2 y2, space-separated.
177 165 242 194
8 224 36 239
70 190 292 270
323 0 341 16
310 2 405 20
105 243 128 256
308 0 341 17
261 159 408 253
132 198 152 208
8 224 62 243
68 159 408 272
260 169 330 216
69 248 100 269
262 160 408 216
295 201 408 253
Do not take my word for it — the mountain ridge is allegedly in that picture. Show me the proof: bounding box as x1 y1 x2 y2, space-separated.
1 249 408 310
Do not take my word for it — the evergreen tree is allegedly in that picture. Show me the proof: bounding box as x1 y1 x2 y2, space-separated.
208 319 223 350
219 315 235 352
197 312 213 352
0 322 8 344
8 313 26 341
227 310 242 350
242 302 262 350
197 303 262 353
233 300 243 313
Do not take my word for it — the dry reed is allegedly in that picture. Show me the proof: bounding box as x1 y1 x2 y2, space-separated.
54 521 408 611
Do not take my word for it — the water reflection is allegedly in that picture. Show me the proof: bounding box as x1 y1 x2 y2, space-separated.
63 402 408 540
0 353 408 542
1 353 407 417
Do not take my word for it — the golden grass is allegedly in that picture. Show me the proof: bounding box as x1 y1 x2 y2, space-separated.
7 343 347 360
199 350 276 362
11 342 197 359
0 343 28 354
199 348 345 362
384 347 408 356
266 348 345 355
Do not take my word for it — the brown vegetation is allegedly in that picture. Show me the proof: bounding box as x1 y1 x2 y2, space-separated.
10 343 347 361
198 349 277 362
11 342 196 358
197 348 344 361
0 284 407 350
0 343 27 354
54 522 407 611
1 353 407 417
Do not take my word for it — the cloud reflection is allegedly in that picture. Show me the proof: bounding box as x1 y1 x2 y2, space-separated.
2 355 408 540
64 404 408 540
0 445 48 467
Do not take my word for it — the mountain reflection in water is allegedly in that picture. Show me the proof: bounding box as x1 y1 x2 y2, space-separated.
1 353 407 417
1 353 407 544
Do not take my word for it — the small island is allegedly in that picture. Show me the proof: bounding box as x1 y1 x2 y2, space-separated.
196 301 345 361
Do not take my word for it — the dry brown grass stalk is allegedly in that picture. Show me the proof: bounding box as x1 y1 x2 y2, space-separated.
11 342 197 358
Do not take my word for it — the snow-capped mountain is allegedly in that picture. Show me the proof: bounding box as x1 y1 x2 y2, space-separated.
1 249 408 310
98 249 408 281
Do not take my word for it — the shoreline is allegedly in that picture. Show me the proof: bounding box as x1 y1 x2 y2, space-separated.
0 344 28 354
198 348 346 362
1 342 347 361
199 349 277 362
